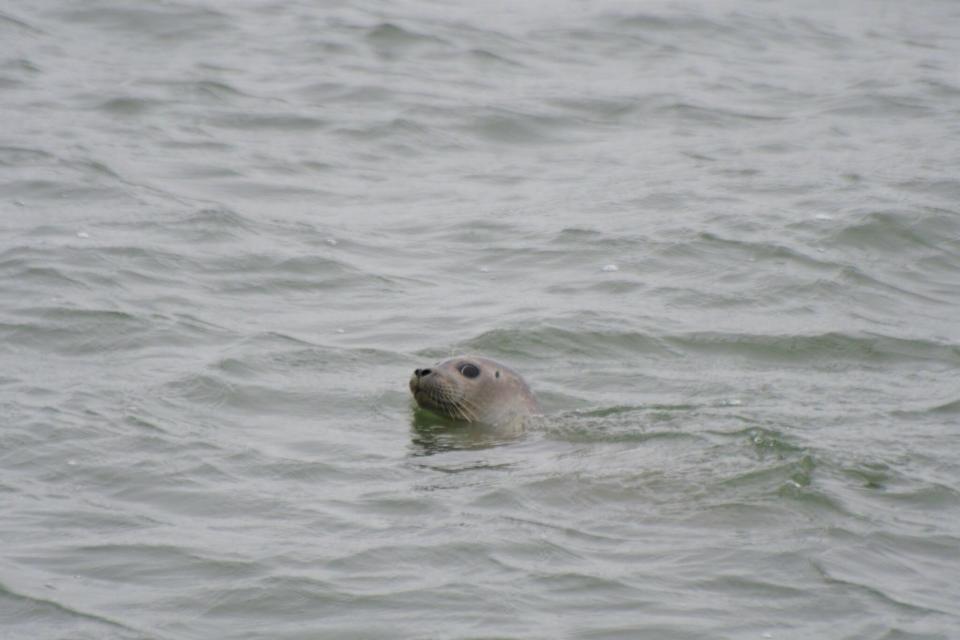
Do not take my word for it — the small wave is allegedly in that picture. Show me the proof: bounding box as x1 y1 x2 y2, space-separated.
657 100 787 125
57 4 230 41
95 96 162 115
825 209 960 254
466 48 524 68
548 423 701 446
365 22 450 53
176 207 246 235
601 11 730 35
464 326 669 360
333 117 436 148
206 111 328 132
464 326 960 366
0 10 44 34
146 79 250 102
297 82 394 104
0 265 89 290
929 398 960 414
891 397 960 419
114 210 277 254
821 93 933 118
461 108 586 145
0 145 54 167
202 251 404 295
0 565 143 638
668 331 960 366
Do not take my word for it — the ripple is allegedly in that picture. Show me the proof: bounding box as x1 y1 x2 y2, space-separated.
927 398 960 414
366 22 446 49
665 331 960 366
155 207 254 243
462 109 587 145
201 251 402 295
464 326 960 367
206 111 328 132
146 79 250 102
826 209 960 253
95 96 161 116
57 4 230 41
464 326 668 360
0 146 54 167
0 572 141 639
0 10 44 35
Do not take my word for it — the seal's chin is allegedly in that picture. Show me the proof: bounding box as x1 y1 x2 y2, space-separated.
414 391 434 410
409 377 433 411
412 388 426 405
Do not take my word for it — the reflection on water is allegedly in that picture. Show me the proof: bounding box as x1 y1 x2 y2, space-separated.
408 406 527 455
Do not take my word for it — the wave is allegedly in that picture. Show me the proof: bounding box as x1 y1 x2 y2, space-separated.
464 326 960 366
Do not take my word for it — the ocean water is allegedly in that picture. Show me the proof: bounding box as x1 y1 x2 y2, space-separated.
2 0 959 638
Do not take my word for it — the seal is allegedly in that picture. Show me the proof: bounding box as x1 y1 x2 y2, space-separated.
409 355 540 425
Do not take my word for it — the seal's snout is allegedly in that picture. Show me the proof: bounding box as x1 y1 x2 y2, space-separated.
414 368 432 378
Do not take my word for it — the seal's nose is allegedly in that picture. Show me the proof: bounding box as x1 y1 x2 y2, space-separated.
414 368 432 378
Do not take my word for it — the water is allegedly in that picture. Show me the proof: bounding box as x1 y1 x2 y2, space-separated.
2 0 959 638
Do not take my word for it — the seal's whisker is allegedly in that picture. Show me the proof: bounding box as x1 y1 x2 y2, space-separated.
452 398 475 422
454 405 471 421
457 398 481 422
455 402 476 422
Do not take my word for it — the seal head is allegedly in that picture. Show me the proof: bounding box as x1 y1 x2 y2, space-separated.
409 355 540 425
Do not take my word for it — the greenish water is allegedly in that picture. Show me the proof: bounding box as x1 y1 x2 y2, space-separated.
2 1 959 638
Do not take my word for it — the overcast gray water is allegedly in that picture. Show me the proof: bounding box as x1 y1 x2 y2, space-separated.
2 1 960 638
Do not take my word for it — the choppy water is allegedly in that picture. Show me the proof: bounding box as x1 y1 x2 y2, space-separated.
3 0 960 638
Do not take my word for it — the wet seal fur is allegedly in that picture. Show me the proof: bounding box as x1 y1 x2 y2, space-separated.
409 355 540 426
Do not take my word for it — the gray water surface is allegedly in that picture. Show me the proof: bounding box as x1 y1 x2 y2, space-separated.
2 1 960 638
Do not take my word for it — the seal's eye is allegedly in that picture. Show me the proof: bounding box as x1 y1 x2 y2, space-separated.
458 363 480 379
